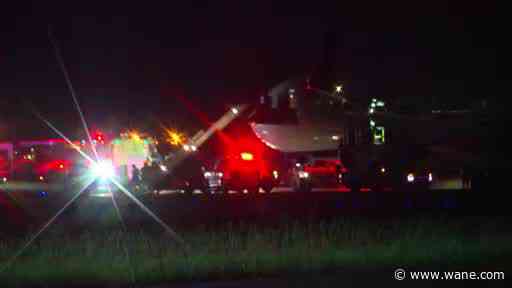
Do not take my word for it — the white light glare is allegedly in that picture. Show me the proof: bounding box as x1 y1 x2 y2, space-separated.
92 160 115 180
298 171 309 179
183 144 197 152
231 107 239 115
407 173 415 183
160 165 168 172
428 172 433 182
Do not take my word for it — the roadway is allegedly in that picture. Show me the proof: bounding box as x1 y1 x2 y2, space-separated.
0 174 494 234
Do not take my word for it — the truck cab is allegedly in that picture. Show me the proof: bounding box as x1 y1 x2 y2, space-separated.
203 148 280 194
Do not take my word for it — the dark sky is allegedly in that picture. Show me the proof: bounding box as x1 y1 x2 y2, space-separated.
0 1 499 138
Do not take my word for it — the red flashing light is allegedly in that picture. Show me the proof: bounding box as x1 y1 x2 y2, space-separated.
240 152 254 161
94 131 105 144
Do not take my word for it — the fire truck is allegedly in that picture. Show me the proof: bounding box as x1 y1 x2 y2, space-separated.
85 130 164 195
12 139 77 183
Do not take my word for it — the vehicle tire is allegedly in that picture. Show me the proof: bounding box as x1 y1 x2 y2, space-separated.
247 187 259 194
301 183 312 193
345 173 361 192
206 187 218 195
261 182 274 193
184 182 194 195
292 179 312 193
370 182 383 192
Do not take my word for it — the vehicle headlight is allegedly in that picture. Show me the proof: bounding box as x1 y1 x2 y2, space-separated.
428 172 433 182
91 160 115 181
217 172 223 177
204 172 212 178
272 170 279 179
1 177 7 183
407 173 415 183
298 171 309 179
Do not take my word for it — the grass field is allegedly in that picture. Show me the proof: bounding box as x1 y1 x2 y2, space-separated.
0 214 510 286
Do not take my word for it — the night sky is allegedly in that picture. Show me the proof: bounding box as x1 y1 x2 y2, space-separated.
0 1 499 139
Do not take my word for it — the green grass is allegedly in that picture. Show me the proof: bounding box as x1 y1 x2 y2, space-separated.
1 216 510 286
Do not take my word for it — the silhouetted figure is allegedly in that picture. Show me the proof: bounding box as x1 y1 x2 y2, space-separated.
131 164 141 186
141 161 152 192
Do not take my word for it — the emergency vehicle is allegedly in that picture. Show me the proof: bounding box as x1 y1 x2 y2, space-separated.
13 139 77 183
0 142 13 183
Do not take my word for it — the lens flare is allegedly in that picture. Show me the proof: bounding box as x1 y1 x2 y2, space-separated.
91 160 115 180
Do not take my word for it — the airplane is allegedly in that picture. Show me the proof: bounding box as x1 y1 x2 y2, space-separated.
245 76 489 191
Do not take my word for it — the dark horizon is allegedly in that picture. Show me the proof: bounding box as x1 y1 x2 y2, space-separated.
0 1 499 139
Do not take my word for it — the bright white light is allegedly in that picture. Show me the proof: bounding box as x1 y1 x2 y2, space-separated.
369 108 375 114
295 163 301 167
183 144 190 151
92 160 115 180
331 135 340 141
407 173 415 183
231 107 239 115
273 170 279 179
204 172 212 178
370 120 376 127
160 165 168 172
190 145 197 151
217 172 223 177
91 192 113 198
2 177 7 183
298 171 309 179
428 172 433 182
381 167 386 173
336 85 342 93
